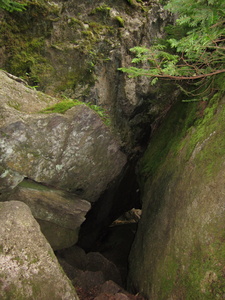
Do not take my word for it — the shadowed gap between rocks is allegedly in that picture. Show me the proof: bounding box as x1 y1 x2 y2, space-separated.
55 158 144 299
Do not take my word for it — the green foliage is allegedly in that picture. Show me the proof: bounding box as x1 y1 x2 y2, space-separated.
0 0 26 12
87 103 111 126
91 4 111 15
119 0 225 100
115 16 125 27
40 98 111 125
40 99 81 114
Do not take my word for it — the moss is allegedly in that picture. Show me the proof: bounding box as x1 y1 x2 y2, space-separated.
7 100 21 111
139 100 198 181
157 256 180 299
40 97 111 125
0 3 56 87
40 99 81 114
181 239 225 299
115 16 125 27
157 244 225 299
126 0 138 7
140 90 225 186
182 92 225 179
68 17 83 27
55 65 96 94
18 179 50 191
0 0 149 99
91 4 111 15
147 217 225 300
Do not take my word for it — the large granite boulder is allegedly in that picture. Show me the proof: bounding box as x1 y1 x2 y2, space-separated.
0 200 79 300
0 70 127 203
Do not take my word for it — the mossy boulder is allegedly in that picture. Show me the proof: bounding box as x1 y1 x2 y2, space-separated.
128 93 225 299
0 200 79 300
0 71 127 202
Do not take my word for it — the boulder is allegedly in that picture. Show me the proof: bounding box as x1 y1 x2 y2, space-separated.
57 248 122 286
57 245 87 271
0 70 127 202
0 200 79 300
8 180 91 250
128 98 225 299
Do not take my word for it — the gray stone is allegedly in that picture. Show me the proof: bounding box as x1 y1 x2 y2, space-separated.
9 181 91 250
0 200 79 300
0 72 127 202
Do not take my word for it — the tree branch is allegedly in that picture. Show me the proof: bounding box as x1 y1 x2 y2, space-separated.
140 68 225 80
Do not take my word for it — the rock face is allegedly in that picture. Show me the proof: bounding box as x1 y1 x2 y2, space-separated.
0 0 174 152
0 200 79 300
128 96 225 299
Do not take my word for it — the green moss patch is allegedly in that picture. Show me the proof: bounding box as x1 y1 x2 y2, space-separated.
40 98 111 125
139 99 198 181
40 99 82 114
139 90 225 184
18 179 50 191
156 237 225 300
0 2 59 87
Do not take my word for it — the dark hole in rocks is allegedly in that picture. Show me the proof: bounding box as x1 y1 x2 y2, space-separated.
55 159 144 299
90 208 142 285
77 158 141 252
